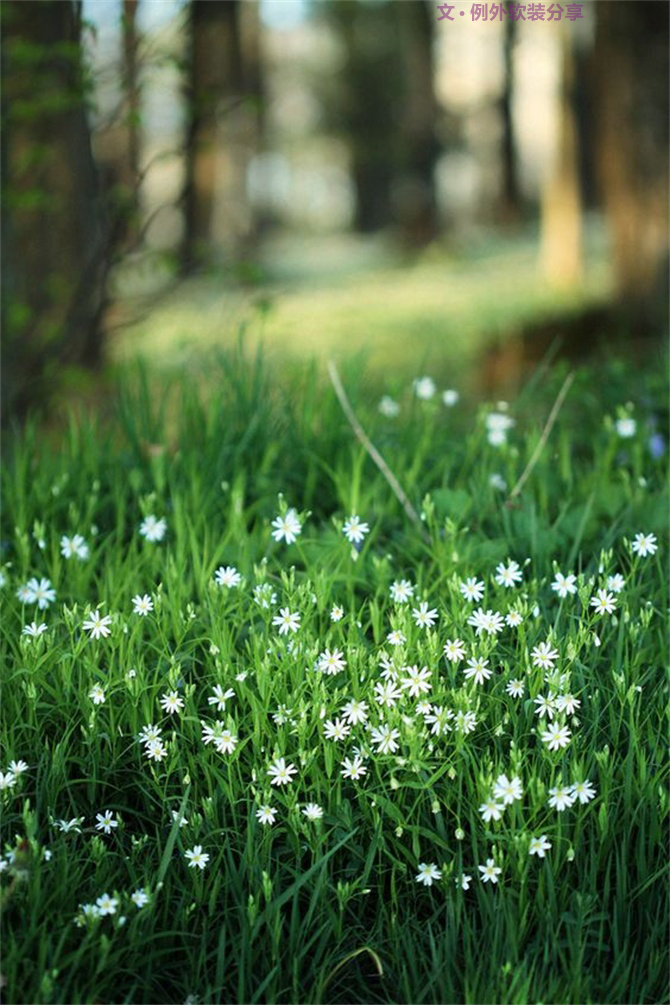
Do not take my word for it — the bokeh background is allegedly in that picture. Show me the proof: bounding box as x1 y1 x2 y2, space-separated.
2 0 668 420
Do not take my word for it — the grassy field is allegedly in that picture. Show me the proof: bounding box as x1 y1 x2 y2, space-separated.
1 342 668 1004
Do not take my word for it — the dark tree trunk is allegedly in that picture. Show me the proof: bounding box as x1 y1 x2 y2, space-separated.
1 0 110 418
498 13 521 223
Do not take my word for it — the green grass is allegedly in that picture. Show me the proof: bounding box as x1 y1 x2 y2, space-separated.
1 342 668 1004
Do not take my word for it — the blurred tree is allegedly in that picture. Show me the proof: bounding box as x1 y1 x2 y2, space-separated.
181 0 263 273
1 0 111 419
593 1 669 306
498 12 521 223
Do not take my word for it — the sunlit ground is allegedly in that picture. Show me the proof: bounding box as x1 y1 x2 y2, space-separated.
109 224 614 385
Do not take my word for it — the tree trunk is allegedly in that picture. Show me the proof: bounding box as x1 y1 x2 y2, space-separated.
1 0 109 418
498 13 521 223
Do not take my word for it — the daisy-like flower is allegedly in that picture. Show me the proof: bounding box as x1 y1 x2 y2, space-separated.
145 738 168 762
89 684 106 706
531 641 559 670
374 679 403 708
528 835 552 858
386 629 406 646
606 573 625 593
493 774 523 805
55 817 84 833
631 532 658 558
570 779 597 804
95 810 119 834
131 889 150 908
489 473 507 492
301 803 324 821
95 893 118 916
60 534 89 560
541 722 571 751
27 577 56 610
341 755 367 780
214 729 238 755
478 858 502 883
82 610 113 640
415 862 441 886
330 605 344 622
615 417 636 438
137 724 162 746
272 608 301 635
494 561 523 588
208 685 235 711
171 810 188 828
554 693 580 715
590 589 616 616
506 611 524 629
456 873 472 890
548 785 576 811
160 690 185 715
442 389 459 407
534 693 556 719
267 757 298 787
8 760 28 776
479 798 505 822
551 571 578 598
323 717 351 741
317 648 347 675
184 845 209 870
0 772 16 791
370 723 400 754
341 699 369 725
256 805 277 826
379 395 400 418
139 515 167 542
463 656 492 686
214 566 242 588
271 509 302 545
415 698 433 716
401 665 432 697
22 621 47 638
342 515 370 545
443 638 466 663
253 583 277 608
460 577 485 603
412 602 438 629
16 582 36 604
390 579 414 603
132 594 153 616
413 376 436 400
454 710 477 734
506 678 525 698
467 608 504 636
423 705 453 736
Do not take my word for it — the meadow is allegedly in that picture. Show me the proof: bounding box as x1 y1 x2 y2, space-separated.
1 340 668 1004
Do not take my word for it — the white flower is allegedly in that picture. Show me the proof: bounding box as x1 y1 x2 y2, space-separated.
7 760 28 776
330 605 344 622
323 717 351 741
459 577 485 603
256 805 277 826
370 724 400 754
0 772 16 791
528 835 552 858
374 679 403 708
454 710 477 734
301 803 324 821
214 566 242 588
343 515 369 544
478 858 502 883
16 582 36 604
606 573 625 593
631 533 658 558
160 690 185 715
267 757 298 786
95 893 118 916
55 817 84 833
341 755 367 780
456 873 472 890
493 774 522 805
494 561 523 588
554 693 580 715
139 515 167 542
138 724 162 746
131 889 150 908
443 638 466 663
411 602 438 629
95 810 119 834
208 685 235 711
590 589 616 616
505 610 523 627
271 509 302 545
489 473 507 491
413 376 436 400
548 785 576 811
442 389 459 407
253 583 276 608
184 845 209 870
506 678 524 698
213 729 238 755
551 571 577 598
340 699 369 726
534 693 556 719
145 738 168 762
615 417 636 438
479 799 505 822
531 641 559 670
317 648 347 675
423 705 453 736
390 579 414 603
132 594 153 616
463 656 492 686
415 862 441 886
89 684 106 706
379 395 400 418
541 722 571 751
22 621 47 638
60 534 89 560
570 779 596 804
401 665 432 697
386 629 406 646
467 608 504 635
272 608 301 635
26 577 56 610
82 609 112 640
